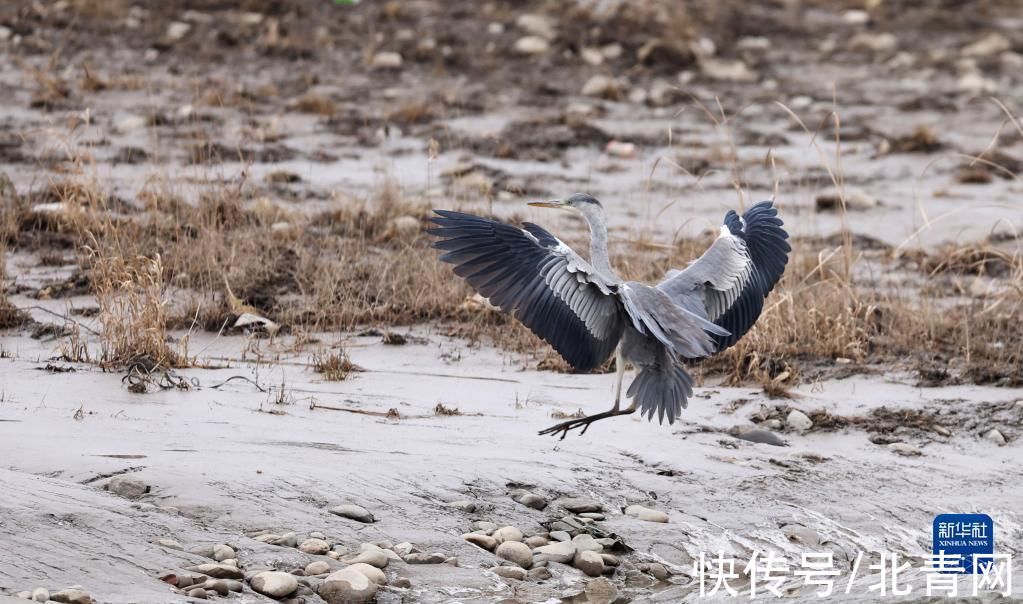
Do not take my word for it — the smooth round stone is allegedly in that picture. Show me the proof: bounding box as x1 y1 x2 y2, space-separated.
559 497 602 513
212 544 235 561
392 577 412 589
343 550 388 568
782 524 821 546
299 538 330 555
572 534 602 553
30 588 49 602
585 576 619 604
347 562 387 585
624 504 669 523
574 550 605 577
492 526 523 543
404 552 448 564
447 500 477 512
527 566 553 581
184 563 244 580
524 536 548 548
549 530 571 542
463 533 497 551
328 504 375 523
106 475 150 499
305 561 331 576
534 540 575 563
492 565 527 580
392 542 417 557
510 489 548 510
320 568 378 603
473 521 498 534
600 553 620 567
646 562 670 580
251 571 299 598
186 587 207 599
203 579 230 596
272 532 298 547
155 538 183 550
309 531 326 540
496 541 533 569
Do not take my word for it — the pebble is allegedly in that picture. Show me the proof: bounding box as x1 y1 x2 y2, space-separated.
343 549 388 568
165 21 191 41
492 526 523 543
984 428 1007 446
600 553 620 567
392 542 418 557
31 588 49 602
816 188 879 212
492 565 527 580
0 26 11 41
524 535 548 548
699 58 756 82
572 534 602 553
581 75 618 98
786 409 814 431
647 80 681 107
392 577 412 589
447 500 476 513
203 579 230 596
549 530 571 542
272 532 298 548
624 504 669 523
585 577 619 604
733 428 788 446
889 442 923 457
515 14 556 40
187 587 207 599
574 550 605 577
213 544 235 561
155 537 183 550
254 534 281 543
327 551 341 560
309 531 326 540
329 504 374 523
249 572 298 597
463 533 497 551
514 36 549 55
559 497 602 513
370 52 403 69
404 552 448 564
510 489 547 510
319 568 377 604
305 561 331 575
473 521 498 534
782 524 821 546
580 47 604 66
587 45 616 65
963 32 1011 57
106 475 150 499
299 538 330 555
50 589 93 604
849 32 897 53
347 562 387 585
534 540 576 563
185 564 245 580
496 541 533 569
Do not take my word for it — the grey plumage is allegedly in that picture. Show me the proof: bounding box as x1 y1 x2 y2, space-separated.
429 193 790 437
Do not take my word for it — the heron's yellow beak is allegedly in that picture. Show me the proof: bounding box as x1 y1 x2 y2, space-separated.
527 200 564 208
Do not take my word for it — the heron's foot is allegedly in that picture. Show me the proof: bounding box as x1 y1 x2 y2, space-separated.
538 408 626 440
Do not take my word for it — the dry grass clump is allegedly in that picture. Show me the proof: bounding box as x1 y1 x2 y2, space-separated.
81 241 183 369
311 347 360 381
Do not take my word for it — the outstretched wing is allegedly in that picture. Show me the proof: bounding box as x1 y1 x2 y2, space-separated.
657 201 790 352
429 210 625 371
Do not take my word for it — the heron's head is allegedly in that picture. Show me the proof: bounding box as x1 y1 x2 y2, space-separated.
528 192 602 212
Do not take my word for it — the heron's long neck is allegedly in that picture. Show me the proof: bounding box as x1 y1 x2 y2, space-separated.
579 205 619 282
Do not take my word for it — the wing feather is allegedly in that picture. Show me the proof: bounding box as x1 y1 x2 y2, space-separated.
429 210 625 371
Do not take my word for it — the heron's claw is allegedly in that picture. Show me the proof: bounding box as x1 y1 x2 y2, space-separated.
538 416 598 440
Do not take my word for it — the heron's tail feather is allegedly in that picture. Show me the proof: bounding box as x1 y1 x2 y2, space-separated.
627 362 694 425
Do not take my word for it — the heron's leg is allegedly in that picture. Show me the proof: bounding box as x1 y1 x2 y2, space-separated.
539 350 634 440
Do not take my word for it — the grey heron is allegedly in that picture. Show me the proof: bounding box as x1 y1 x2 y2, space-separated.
428 193 790 438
